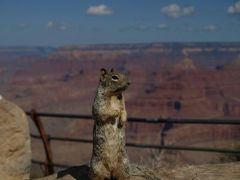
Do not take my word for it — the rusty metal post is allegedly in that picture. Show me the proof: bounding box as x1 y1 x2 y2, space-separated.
30 109 54 175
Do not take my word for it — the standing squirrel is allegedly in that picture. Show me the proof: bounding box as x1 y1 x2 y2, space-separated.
90 68 131 180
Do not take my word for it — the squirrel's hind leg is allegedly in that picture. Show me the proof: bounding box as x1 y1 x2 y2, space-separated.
112 158 130 180
90 160 111 180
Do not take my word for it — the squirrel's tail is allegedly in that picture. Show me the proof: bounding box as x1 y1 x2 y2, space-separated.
130 164 161 180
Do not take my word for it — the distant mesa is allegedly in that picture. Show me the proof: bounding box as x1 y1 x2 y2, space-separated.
175 57 196 71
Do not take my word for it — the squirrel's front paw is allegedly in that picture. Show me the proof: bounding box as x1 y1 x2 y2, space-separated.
120 110 127 122
118 120 124 128
118 110 127 128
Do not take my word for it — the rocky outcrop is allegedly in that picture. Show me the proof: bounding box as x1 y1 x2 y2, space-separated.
37 162 240 180
0 97 31 180
35 164 159 180
168 162 240 180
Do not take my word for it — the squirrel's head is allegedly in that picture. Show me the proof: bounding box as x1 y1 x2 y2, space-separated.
99 68 130 95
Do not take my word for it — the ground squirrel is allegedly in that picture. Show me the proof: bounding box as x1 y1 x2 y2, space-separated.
90 68 131 180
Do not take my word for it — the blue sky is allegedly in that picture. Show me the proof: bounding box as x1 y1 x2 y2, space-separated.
0 0 240 46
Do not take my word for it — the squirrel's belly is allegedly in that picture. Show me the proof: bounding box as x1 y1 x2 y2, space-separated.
103 123 122 151
93 117 125 170
102 122 124 169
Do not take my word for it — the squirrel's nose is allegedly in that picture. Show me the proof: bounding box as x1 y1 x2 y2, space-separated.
127 82 131 86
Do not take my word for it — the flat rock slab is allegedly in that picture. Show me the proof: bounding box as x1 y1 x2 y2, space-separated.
168 162 240 180
0 98 31 180
35 164 155 180
37 162 240 180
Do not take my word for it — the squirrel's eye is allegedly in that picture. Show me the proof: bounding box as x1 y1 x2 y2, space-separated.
112 75 119 81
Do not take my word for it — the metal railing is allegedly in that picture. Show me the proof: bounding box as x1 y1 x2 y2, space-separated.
26 109 240 175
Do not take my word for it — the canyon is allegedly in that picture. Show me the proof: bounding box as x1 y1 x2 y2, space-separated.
0 43 240 174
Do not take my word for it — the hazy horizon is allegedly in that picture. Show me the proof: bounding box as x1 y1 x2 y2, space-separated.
1 41 240 49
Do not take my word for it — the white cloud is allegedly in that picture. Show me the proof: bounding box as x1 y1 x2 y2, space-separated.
161 4 181 18
47 21 55 28
59 25 67 31
157 23 168 30
46 21 68 31
137 25 148 31
228 1 240 14
183 6 194 16
87 4 113 15
204 24 217 32
18 23 28 28
161 4 194 18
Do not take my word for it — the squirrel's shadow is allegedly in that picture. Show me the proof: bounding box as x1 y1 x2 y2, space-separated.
56 165 117 180
56 165 90 180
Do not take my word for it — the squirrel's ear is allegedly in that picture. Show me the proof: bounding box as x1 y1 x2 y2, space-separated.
100 68 107 75
100 68 107 82
110 68 114 73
